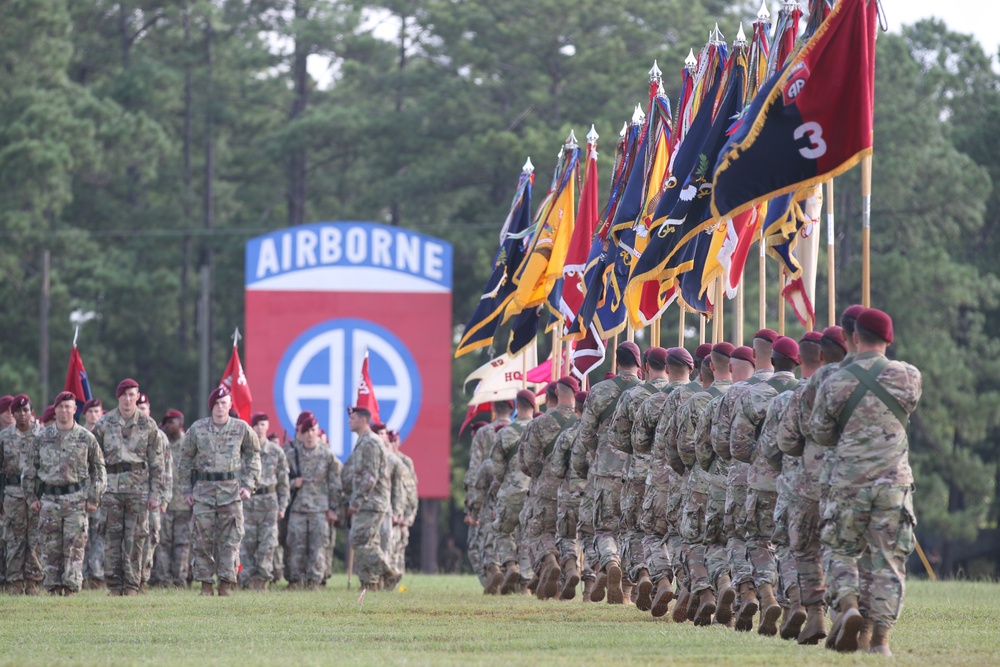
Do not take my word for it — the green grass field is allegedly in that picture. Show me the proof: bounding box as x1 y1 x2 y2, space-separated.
1 576 996 666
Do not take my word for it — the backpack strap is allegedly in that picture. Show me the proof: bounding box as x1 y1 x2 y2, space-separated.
597 376 641 423
837 357 908 431
503 422 526 461
704 386 722 399
766 377 799 394
543 412 579 458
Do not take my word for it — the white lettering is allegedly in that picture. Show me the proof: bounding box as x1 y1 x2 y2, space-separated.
395 232 420 273
794 122 827 160
346 227 366 263
297 229 318 267
424 242 444 281
281 233 292 271
257 239 280 279
371 228 392 267
320 227 341 263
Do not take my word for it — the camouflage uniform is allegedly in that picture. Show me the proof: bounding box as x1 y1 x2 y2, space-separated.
394 451 418 574
730 372 798 594
22 423 105 593
383 450 408 584
464 418 507 582
1 423 43 590
572 371 640 573
568 428 599 576
323 455 344 583
142 429 172 587
475 459 501 576
810 351 921 629
551 421 593 582
490 418 531 571
92 409 165 593
156 433 192 587
240 438 289 587
608 377 668 584
519 404 576 577
286 441 338 586
179 416 261 587
347 430 394 588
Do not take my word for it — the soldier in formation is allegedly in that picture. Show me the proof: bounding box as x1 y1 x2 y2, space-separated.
241 412 289 590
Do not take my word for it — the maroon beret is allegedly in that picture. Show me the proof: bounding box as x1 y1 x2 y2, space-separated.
800 331 823 345
772 336 801 364
346 406 371 419
694 343 713 361
371 422 387 433
731 346 755 365
544 382 559 397
645 346 669 366
575 391 588 406
82 397 102 412
617 341 642 366
53 391 77 406
207 385 230 411
299 415 319 431
712 342 735 357
136 393 149 405
250 412 269 427
470 421 489 434
754 328 779 344
11 394 30 410
493 399 515 410
603 372 617 381
387 430 399 444
516 389 537 410
821 325 848 353
0 396 12 413
667 347 695 370
297 410 316 426
41 405 56 423
856 308 893 344
557 375 581 393
116 378 139 398
841 304 865 331
161 409 184 425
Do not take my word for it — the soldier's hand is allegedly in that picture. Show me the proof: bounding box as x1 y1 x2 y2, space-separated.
30 500 40 512
293 478 305 489
85 502 97 514
160 503 167 513
464 513 473 526
278 510 285 520
185 494 195 507
146 498 160 511
326 509 338 524
347 505 357 518
239 487 252 501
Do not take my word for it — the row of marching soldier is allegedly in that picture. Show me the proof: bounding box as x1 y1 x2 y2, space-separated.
0 385 417 597
464 306 920 656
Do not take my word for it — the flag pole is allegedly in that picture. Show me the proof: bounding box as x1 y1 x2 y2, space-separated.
73 325 80 348
551 330 561 381
715 279 725 343
610 332 620 373
521 346 528 390
826 179 836 326
699 313 706 345
759 228 766 329
735 282 744 346
232 327 241 348
678 309 686 347
861 155 872 307
777 271 786 336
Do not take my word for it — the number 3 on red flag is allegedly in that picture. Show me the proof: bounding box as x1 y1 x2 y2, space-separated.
794 122 827 160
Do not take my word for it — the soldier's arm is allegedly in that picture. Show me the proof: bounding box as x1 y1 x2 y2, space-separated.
352 441 378 503
464 431 484 490
692 407 715 471
160 432 173 505
809 375 845 448
577 393 602 457
729 395 759 464
276 449 291 511
88 435 106 506
631 398 656 456
569 433 589 480
777 388 807 457
490 435 509 485
676 396 705 470
145 423 165 502
329 453 344 513
516 423 534 477
391 461 405 516
711 397 734 462
607 397 634 455
240 427 262 492
179 429 197 498
549 430 572 479
21 435 41 506
758 398 788 468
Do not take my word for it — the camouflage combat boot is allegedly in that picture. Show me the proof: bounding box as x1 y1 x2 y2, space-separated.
869 624 892 656
650 580 675 618
581 576 595 602
780 585 807 641
634 569 654 612
484 564 503 595
686 590 700 622
589 571 607 602
500 562 520 595
715 575 736 625
672 589 691 623
798 604 828 645
833 594 864 653
756 583 782 636
559 558 580 600
694 589 716 626
858 619 874 651
734 582 758 632
538 554 561 600
605 562 624 605
200 582 214 596
23 580 40 596
217 581 234 597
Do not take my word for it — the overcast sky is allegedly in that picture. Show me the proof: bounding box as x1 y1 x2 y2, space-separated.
881 0 999 54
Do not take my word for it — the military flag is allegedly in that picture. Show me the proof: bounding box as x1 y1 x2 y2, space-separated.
711 0 878 221
220 328 253 422
354 349 380 424
560 127 601 323
63 328 92 416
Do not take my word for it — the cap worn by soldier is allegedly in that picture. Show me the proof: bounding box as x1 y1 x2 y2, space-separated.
0 395 13 414
694 343 714 365
161 409 184 426
856 308 893 343
557 375 580 393
821 326 848 353
208 386 230 410
731 346 755 366
249 412 268 428
617 341 642 367
83 397 102 412
516 389 537 411
347 406 371 419
712 342 735 357
645 347 669 367
772 336 801 365
136 393 149 406
754 328 779 344
841 304 865 333
667 347 695 370
116 379 139 398
11 394 31 410
41 405 56 424
575 391 588 410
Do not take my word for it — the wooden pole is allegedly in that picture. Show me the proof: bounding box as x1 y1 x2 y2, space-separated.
826 179 836 327
711 279 724 343
735 282 744 346
777 270 786 336
610 332 619 373
551 329 560 381
39 249 51 406
861 155 872 307
699 313 706 344
626 323 635 343
678 309 686 347
651 318 661 348
521 346 528 390
759 231 766 330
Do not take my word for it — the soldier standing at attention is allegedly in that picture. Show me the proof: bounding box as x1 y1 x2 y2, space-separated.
345 406 398 590
22 392 105 596
241 413 289 591
80 397 105 589
0 395 9 589
388 430 418 583
136 393 171 592
571 342 642 604
1 394 43 594
179 386 261 596
811 309 921 656
286 415 338 590
156 410 189 588
92 379 165 596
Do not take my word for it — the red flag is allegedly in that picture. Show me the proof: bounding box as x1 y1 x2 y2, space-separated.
64 345 92 406
356 351 380 424
562 135 600 320
459 402 492 435
220 345 253 422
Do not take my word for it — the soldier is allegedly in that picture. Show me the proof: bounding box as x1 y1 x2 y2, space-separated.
285 415 338 590
475 451 502 592
344 406 397 590
92 379 165 596
22 392 105 595
136 393 171 591
0 396 12 431
156 409 190 588
608 347 670 609
679 342 735 625
633 347 696 616
729 336 800 635
464 401 512 591
572 342 642 605
1 394 43 594
549 389 590 599
80 397 105 589
381 426 406 590
520 376 579 600
810 309 921 656
492 391 535 594
241 413 289 591
41 406 56 427
179 386 261 596
0 395 10 588
279 413 314 584
388 430 418 582
655 343 713 621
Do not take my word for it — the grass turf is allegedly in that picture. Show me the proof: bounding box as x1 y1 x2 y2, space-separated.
0 576 996 666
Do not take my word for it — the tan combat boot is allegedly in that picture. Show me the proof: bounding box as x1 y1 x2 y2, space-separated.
756 583 782 636
23 580 40 596
869 623 892 656
694 589 716 626
218 581 234 597
780 585 807 640
581 576 596 602
560 558 580 600
734 582 759 632
605 562 624 604
672 589 691 623
200 582 214 596
635 569 654 612
687 590 700 622
715 575 736 625
833 594 864 653
858 619 874 650
63 587 76 597
798 604 828 645
6 582 24 595
500 562 520 595
650 580 675 618
123 588 139 596
538 554 561 600
590 571 607 602
622 581 635 606
484 564 503 595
